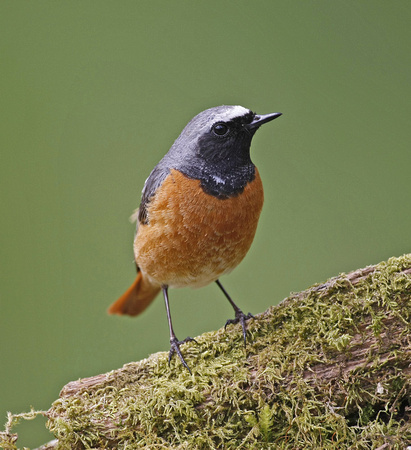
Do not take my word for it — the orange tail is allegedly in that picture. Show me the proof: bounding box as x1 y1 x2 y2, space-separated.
108 271 161 316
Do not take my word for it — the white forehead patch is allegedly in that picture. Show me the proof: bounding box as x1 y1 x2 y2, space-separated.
214 105 250 123
181 105 252 138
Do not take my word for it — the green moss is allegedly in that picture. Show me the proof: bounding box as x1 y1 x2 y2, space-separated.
2 254 411 449
0 409 46 450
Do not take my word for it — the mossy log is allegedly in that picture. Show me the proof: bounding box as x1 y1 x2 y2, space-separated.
2 255 411 449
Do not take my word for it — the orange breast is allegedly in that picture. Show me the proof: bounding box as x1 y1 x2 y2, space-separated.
134 169 264 288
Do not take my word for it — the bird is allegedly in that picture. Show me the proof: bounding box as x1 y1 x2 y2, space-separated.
108 105 282 373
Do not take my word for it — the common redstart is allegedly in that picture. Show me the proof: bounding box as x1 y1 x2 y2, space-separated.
109 105 282 372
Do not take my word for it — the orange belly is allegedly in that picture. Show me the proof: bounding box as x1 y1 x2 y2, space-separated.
134 169 264 288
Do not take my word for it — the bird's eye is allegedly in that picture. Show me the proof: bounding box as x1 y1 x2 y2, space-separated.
212 123 229 136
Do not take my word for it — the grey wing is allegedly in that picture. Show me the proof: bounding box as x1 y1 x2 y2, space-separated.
136 164 170 225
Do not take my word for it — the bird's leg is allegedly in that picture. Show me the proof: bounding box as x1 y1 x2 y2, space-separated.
162 285 196 374
216 279 254 347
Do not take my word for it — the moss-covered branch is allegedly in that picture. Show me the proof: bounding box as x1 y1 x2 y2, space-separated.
2 255 411 449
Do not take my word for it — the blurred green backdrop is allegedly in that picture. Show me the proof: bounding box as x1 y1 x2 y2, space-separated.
1 1 410 447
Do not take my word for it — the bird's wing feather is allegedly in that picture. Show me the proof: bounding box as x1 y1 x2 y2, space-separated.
137 164 170 224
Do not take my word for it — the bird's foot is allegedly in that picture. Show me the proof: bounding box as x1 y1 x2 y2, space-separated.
169 335 197 374
225 309 254 347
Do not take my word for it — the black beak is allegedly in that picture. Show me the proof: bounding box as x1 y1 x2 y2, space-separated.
247 112 282 131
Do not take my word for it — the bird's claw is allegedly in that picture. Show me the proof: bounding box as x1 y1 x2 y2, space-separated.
168 336 197 374
225 310 254 346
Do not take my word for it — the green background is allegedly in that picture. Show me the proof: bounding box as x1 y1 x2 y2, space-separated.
1 1 410 447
